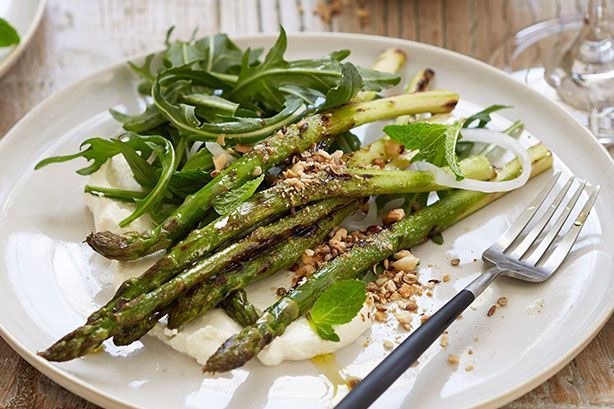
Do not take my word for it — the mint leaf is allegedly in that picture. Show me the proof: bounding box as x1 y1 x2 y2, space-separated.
464 104 511 129
308 279 366 342
383 120 465 180
213 174 265 215
308 320 340 342
0 18 20 47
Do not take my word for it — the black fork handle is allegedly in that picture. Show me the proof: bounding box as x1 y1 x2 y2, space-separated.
335 289 475 409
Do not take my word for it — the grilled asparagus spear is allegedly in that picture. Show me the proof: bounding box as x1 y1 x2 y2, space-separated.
203 144 553 372
88 90 459 261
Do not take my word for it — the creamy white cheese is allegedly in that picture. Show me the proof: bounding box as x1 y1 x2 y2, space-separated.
86 156 373 365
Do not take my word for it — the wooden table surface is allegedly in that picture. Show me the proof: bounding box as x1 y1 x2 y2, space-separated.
1 1 612 408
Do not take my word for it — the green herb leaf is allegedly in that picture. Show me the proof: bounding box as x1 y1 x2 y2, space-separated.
431 232 444 245
119 136 177 227
0 18 20 47
308 279 366 342
383 120 465 180
463 104 511 129
308 320 340 342
329 131 361 154
212 174 265 216
319 63 363 111
127 54 156 84
110 104 167 133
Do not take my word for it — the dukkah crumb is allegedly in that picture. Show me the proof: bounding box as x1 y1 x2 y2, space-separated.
497 296 508 307
450 258 460 266
440 332 449 347
442 273 451 282
487 305 497 317
348 378 361 389
468 348 474 355
448 354 460 365
276 287 287 297
420 314 430 324
383 208 405 225
383 339 394 350
465 364 474 372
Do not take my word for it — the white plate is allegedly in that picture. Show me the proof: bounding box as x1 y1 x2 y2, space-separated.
0 0 46 79
0 33 613 409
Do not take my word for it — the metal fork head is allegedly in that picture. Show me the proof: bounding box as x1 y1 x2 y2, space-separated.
482 173 600 283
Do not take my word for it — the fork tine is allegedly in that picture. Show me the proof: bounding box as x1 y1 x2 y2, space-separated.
524 180 587 266
509 177 575 259
493 172 561 251
539 185 600 273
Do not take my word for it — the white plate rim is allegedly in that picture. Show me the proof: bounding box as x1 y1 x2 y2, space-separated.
0 31 612 409
0 0 47 79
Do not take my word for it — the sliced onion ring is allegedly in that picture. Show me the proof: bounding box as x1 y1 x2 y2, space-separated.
413 128 531 193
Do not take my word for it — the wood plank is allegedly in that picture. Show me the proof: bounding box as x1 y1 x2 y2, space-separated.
416 0 445 47
443 0 475 57
399 0 420 41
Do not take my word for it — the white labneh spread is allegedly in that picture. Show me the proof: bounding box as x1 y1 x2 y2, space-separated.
86 157 373 365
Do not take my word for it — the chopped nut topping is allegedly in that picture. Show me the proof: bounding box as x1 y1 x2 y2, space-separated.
497 296 508 307
465 364 474 372
391 253 419 272
440 332 449 347
450 258 460 266
448 354 460 365
383 208 405 225
487 305 497 316
383 339 394 350
374 310 388 322
420 315 430 324
442 274 451 282
234 143 252 154
276 287 287 297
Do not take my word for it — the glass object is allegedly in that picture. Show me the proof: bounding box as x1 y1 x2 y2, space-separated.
490 0 614 147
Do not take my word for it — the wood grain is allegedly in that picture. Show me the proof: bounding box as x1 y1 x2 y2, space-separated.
0 1 612 408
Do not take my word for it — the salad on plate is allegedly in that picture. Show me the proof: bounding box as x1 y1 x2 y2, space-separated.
34 27 552 375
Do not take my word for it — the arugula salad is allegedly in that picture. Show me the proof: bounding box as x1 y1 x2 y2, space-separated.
0 18 20 48
36 27 552 372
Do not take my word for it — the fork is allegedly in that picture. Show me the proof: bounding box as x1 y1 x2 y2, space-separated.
336 173 600 409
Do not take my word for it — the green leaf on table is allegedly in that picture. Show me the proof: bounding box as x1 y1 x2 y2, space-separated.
212 174 265 216
463 104 511 129
383 120 465 180
307 279 367 342
0 18 20 47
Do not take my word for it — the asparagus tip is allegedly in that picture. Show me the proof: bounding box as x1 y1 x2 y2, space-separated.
86 231 136 260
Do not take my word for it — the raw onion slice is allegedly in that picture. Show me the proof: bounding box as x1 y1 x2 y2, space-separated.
413 128 531 193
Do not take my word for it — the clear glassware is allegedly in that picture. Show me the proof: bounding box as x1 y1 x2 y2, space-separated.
490 0 614 147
